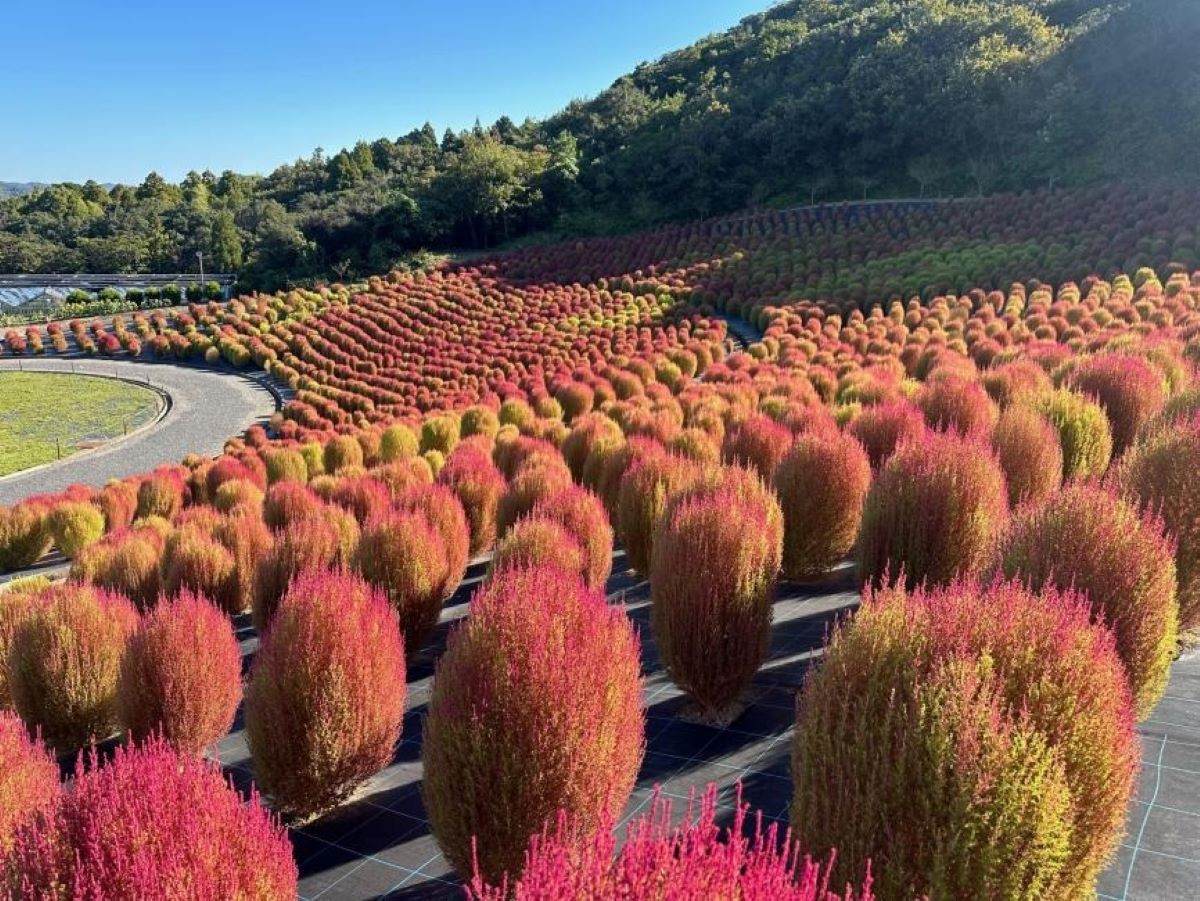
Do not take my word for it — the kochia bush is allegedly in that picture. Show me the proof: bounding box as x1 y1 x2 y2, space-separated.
8 737 297 898
916 374 998 437
496 459 574 537
438 445 507 554
135 469 186 520
162 532 238 616
245 570 406 818
7 585 139 752
118 590 242 755
1 581 48 710
990 405 1063 507
1033 388 1113 480
46 501 105 559
845 399 926 469
774 432 871 580
1115 416 1200 631
650 476 782 722
792 579 1137 899
995 484 1178 718
857 431 1008 589
530 486 614 590
252 513 358 631
69 527 164 611
467 783 874 900
617 453 703 575
1066 353 1167 456
0 711 59 859
0 503 52 572
356 508 450 652
424 565 644 883
722 413 793 481
491 518 587 582
394 483 471 600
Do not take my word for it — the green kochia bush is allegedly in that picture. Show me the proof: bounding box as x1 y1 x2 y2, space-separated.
423 565 644 883
245 570 406 818
1031 388 1113 480
793 579 1138 899
46 501 105 559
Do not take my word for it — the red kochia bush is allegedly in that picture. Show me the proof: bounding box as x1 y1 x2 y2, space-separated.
7 585 139 752
1114 416 1200 631
96 480 138 533
0 710 59 858
394 483 470 600
424 565 644 883
245 570 406 818
8 737 297 898
468 783 874 900
356 508 450 652
722 413 794 481
994 484 1178 719
1066 352 1167 456
118 590 242 755
793 579 1137 899
916 374 998 437
329 474 393 524
262 481 324 529
252 513 358 631
775 432 871 580
650 476 783 723
496 459 574 537
846 399 926 469
438 445 507 554
857 431 1009 589
491 518 587 582
530 486 614 590
990 405 1063 507
617 452 703 575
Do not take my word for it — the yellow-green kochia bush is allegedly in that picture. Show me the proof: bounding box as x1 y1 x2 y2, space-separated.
46 501 105 559
792 579 1137 899
1030 388 1113 480
423 565 644 884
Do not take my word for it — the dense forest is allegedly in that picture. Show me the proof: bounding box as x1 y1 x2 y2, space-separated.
2 0 1196 291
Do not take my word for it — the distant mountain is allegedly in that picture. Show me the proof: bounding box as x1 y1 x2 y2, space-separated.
0 183 46 199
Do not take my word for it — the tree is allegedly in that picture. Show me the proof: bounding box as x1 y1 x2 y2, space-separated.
210 211 244 271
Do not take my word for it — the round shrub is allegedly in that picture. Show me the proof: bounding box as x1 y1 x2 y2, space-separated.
858 431 1009 589
650 478 782 723
421 414 462 455
424 565 644 883
1033 388 1113 480
845 399 926 470
324 434 364 473
0 582 47 709
136 471 186 520
262 480 324 530
252 514 357 632
1115 417 1200 631
774 432 871 581
994 484 1178 718
467 783 872 900
617 453 703 575
162 532 238 615
496 459 574 537
792 579 1137 899
245 570 406 818
118 590 242 754
8 585 139 752
380 422 419 461
357 508 449 652
69 527 163 611
0 711 58 859
395 483 470 599
371 456 435 497
439 446 507 554
96 480 138 533
262 446 310 485
561 414 623 481
8 737 296 898
1066 353 1167 456
212 478 264 515
0 503 52 572
329 475 392 524
917 374 998 437
460 406 501 440
530 486 613 590
722 413 793 481
668 426 721 464
990 406 1063 507
491 518 586 582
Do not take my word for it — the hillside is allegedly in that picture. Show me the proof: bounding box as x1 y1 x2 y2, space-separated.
1 0 1196 291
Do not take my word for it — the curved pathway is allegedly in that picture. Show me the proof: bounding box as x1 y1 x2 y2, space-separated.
0 358 278 506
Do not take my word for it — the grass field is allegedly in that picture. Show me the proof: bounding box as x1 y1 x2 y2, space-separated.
0 372 163 477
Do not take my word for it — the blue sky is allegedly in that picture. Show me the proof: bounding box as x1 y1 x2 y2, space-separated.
2 0 769 184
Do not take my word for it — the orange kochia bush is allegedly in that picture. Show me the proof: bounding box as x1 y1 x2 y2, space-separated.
245 569 406 818
0 710 59 858
423 565 644 883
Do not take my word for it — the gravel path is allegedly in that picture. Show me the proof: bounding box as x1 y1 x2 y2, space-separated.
0 358 278 506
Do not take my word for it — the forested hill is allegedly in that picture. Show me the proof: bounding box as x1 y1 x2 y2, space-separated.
2 0 1196 290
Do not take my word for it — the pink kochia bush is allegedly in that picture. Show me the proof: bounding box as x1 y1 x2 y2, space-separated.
722 413 794 481
7 585 139 752
994 484 1178 719
0 710 59 858
792 579 1138 899
438 444 507 554
468 783 874 901
530 486 614 590
118 590 242 755
1066 352 1167 456
990 405 1063 507
774 432 871 580
857 431 1009 589
845 399 926 470
650 471 783 723
245 570 406 818
8 737 297 899
423 565 644 883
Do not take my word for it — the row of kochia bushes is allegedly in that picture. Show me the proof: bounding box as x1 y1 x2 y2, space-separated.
3 321 1199 895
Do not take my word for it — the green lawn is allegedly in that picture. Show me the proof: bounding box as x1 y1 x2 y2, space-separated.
0 372 163 477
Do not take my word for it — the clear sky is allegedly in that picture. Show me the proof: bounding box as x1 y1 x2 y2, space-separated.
2 0 769 185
